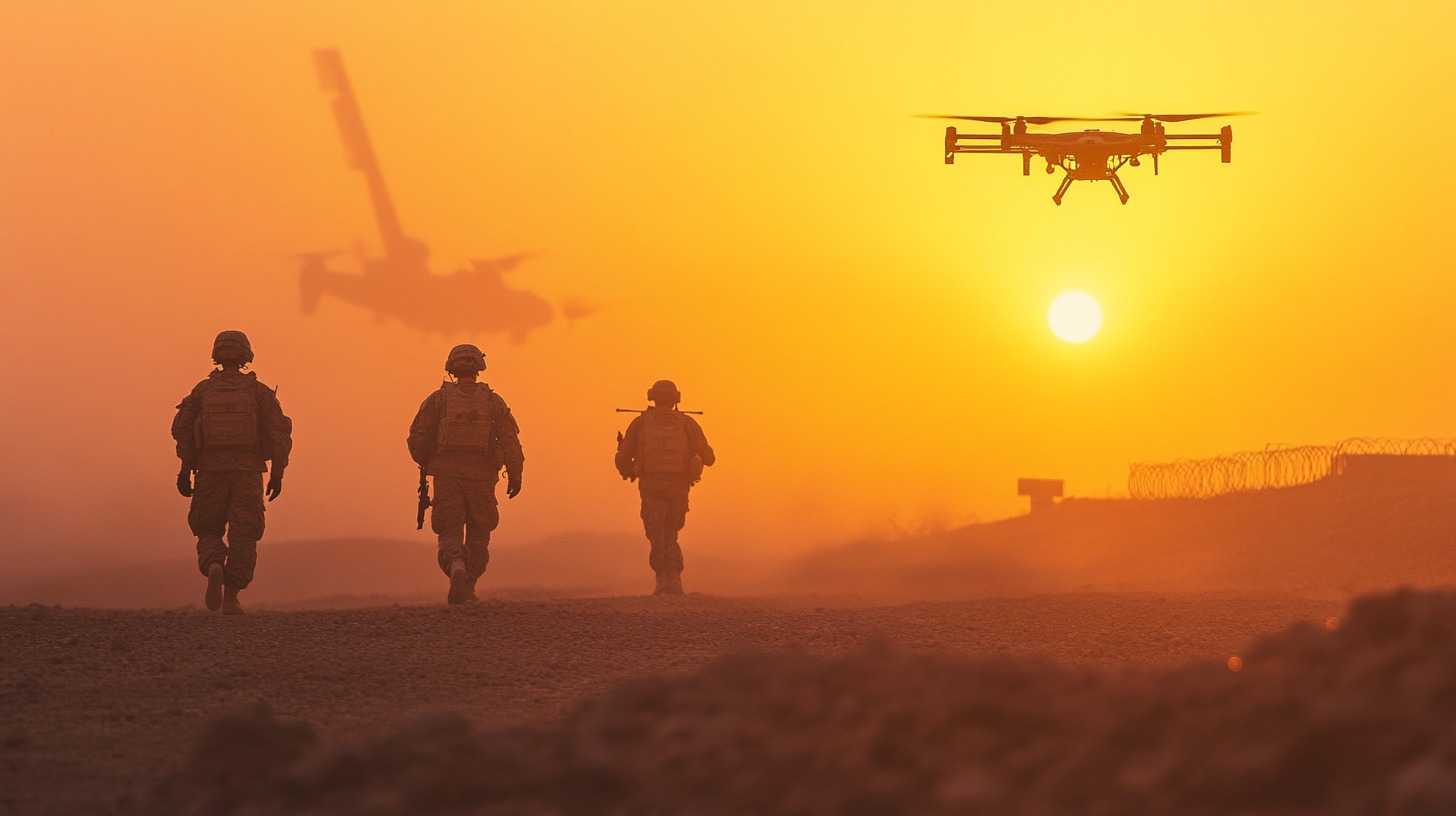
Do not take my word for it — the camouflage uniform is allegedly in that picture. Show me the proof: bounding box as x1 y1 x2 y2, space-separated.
171 369 292 591
408 382 524 582
615 406 715 590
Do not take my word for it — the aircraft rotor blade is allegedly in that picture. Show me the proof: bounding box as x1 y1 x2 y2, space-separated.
1019 116 1114 125
1117 111 1256 122
916 114 1123 125
469 252 535 274
914 114 1012 122
286 248 345 261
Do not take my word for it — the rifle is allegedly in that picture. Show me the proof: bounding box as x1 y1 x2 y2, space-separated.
615 408 704 415
416 468 431 530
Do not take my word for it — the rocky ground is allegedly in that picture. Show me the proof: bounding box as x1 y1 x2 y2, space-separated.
0 591 1349 815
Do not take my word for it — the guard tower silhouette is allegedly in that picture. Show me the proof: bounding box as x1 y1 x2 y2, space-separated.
1018 478 1063 514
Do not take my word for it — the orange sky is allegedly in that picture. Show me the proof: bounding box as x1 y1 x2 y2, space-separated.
2 1 1453 581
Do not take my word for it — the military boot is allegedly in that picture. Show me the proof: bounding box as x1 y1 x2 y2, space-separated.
204 563 225 612
220 587 244 615
447 559 471 605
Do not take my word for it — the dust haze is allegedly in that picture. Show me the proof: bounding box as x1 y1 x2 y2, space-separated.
3 1 1454 588
3 2 1456 814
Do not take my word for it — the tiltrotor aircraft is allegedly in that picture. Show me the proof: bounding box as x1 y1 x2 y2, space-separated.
299 49 554 340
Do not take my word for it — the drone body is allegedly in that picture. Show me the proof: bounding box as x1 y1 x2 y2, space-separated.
926 113 1246 205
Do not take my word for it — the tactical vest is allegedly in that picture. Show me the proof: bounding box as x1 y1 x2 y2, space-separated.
637 411 693 475
194 377 259 451
437 383 495 453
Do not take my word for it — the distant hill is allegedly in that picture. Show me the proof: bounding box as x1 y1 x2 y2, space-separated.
786 478 1456 601
9 479 1452 609
4 531 773 609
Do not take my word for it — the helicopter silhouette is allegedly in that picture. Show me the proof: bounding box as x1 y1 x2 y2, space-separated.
918 112 1249 205
299 49 555 341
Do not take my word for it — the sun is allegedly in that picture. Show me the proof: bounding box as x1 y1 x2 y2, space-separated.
1048 292 1102 343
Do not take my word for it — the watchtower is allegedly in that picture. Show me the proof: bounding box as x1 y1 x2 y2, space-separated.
1017 478 1064 514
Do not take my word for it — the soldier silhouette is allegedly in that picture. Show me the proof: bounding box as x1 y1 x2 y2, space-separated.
408 344 524 604
171 331 292 615
615 380 715 594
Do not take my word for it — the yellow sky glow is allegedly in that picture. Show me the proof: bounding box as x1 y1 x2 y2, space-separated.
1 1 1453 578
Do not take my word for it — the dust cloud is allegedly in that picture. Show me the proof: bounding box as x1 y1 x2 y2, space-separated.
6 474 1451 609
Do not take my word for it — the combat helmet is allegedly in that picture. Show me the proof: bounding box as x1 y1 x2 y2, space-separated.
647 379 681 405
445 343 487 374
211 330 254 364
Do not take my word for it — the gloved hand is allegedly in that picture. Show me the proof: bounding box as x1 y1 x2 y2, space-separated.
176 467 193 498
506 473 522 499
266 470 284 502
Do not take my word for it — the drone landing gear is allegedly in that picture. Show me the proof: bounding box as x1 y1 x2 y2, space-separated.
1052 175 1073 206
1052 171 1131 205
1107 172 1130 205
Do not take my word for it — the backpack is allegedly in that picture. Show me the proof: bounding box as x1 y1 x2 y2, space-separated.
194 375 259 451
437 383 495 453
636 411 693 475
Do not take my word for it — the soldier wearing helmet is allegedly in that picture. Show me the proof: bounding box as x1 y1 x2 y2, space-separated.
407 343 525 604
614 380 715 595
170 331 293 615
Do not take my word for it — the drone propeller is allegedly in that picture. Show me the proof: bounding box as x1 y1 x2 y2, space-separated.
914 114 1119 125
1116 111 1256 122
913 115 1013 123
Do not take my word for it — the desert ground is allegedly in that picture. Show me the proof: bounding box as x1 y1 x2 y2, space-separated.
1 592 1346 815
3 479 1454 815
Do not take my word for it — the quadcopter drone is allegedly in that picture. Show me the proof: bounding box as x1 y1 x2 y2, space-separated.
920 112 1250 205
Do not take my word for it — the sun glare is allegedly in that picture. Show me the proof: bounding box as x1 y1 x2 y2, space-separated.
1048 292 1102 343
